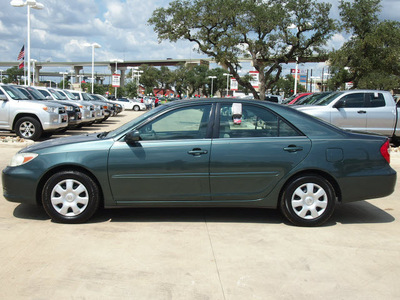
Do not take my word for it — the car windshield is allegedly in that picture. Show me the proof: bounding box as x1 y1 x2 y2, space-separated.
25 87 47 100
2 85 29 100
49 89 68 100
282 94 296 104
313 92 342 106
63 90 78 100
82 93 93 101
296 92 332 105
107 104 167 138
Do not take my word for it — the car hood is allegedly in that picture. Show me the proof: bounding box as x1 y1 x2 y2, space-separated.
21 133 104 153
292 105 322 112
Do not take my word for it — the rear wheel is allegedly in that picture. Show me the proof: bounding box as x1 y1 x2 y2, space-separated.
280 175 336 226
42 170 100 223
15 116 43 140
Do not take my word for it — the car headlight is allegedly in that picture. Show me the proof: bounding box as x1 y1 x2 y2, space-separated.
43 106 58 113
66 106 74 111
9 153 38 167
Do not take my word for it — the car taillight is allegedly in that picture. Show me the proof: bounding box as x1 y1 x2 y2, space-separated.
380 140 390 164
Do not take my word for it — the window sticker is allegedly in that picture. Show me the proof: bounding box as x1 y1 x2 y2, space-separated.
232 103 242 125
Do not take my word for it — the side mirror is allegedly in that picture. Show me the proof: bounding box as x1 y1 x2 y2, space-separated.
0 94 8 101
125 130 141 144
46 96 52 100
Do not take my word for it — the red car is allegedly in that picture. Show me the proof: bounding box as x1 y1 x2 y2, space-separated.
284 93 312 105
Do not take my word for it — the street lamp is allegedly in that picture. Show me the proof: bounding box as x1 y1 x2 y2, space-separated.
223 73 231 97
208 76 216 97
110 58 124 98
59 72 68 89
10 0 44 86
84 42 101 94
30 58 37 86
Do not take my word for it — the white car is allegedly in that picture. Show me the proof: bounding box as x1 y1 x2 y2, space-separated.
111 98 146 111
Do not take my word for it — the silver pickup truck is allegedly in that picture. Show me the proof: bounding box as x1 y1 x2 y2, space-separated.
294 90 400 146
0 84 68 141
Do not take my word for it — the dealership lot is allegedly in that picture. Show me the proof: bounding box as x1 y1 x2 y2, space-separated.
1 110 400 299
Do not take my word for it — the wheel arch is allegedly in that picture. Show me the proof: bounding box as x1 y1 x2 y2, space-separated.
278 169 342 204
13 113 43 131
36 165 104 208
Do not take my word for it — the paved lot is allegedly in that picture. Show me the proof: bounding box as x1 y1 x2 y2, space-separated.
0 110 400 300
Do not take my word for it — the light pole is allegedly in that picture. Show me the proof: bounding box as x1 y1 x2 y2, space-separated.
208 76 216 97
223 73 231 97
84 42 101 94
59 72 68 89
10 0 44 86
128 66 143 97
110 59 124 98
293 56 299 95
0 69 3 83
30 58 37 86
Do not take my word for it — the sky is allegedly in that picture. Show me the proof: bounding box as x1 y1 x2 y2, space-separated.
1 0 399 77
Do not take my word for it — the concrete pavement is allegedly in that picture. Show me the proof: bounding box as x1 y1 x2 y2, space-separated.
0 110 399 299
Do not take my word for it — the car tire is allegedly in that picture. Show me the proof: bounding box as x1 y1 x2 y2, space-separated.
15 116 43 141
280 175 336 227
133 105 140 111
42 170 100 224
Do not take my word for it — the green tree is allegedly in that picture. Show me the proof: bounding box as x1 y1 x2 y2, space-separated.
329 0 400 90
149 0 336 100
3 66 24 84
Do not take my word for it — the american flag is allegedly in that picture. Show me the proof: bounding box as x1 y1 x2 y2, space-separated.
17 45 25 60
19 61 24 69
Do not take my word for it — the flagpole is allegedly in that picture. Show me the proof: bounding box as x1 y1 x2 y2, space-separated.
27 4 31 86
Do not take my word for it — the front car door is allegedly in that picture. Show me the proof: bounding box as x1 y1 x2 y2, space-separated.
331 92 368 131
210 102 311 201
108 103 213 203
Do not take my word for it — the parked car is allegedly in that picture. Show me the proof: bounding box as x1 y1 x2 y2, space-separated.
0 84 68 140
110 98 146 111
2 98 396 226
35 87 96 127
294 90 400 146
14 86 83 129
265 95 283 103
282 93 312 105
67 90 104 123
292 91 332 106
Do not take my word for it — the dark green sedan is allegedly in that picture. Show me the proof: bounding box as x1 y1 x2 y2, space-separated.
2 99 397 226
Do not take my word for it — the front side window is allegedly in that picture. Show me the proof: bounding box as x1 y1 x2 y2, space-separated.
219 103 301 138
340 93 365 108
138 104 212 140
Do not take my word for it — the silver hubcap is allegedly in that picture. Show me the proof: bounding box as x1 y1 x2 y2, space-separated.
50 179 89 217
19 121 35 138
291 183 328 219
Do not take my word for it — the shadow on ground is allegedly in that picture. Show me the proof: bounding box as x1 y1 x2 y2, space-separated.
13 200 395 226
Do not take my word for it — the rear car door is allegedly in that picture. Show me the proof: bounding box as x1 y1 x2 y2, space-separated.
209 103 311 201
365 92 396 136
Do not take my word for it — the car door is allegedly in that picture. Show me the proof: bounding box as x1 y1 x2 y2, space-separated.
210 103 311 201
108 103 213 203
365 92 396 136
331 93 368 131
0 89 11 128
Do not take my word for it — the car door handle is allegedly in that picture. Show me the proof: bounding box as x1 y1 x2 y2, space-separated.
283 145 303 153
188 148 208 156
357 110 367 114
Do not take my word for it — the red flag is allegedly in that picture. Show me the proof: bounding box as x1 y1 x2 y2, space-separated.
17 45 25 61
19 61 24 69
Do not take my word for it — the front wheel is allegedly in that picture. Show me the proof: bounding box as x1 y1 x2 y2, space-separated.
280 175 336 227
133 105 140 111
15 116 43 140
42 170 100 223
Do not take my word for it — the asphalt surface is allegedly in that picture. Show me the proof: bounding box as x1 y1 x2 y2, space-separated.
1 110 400 300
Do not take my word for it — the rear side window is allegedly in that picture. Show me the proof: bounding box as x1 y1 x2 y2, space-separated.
219 103 301 138
366 93 386 107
